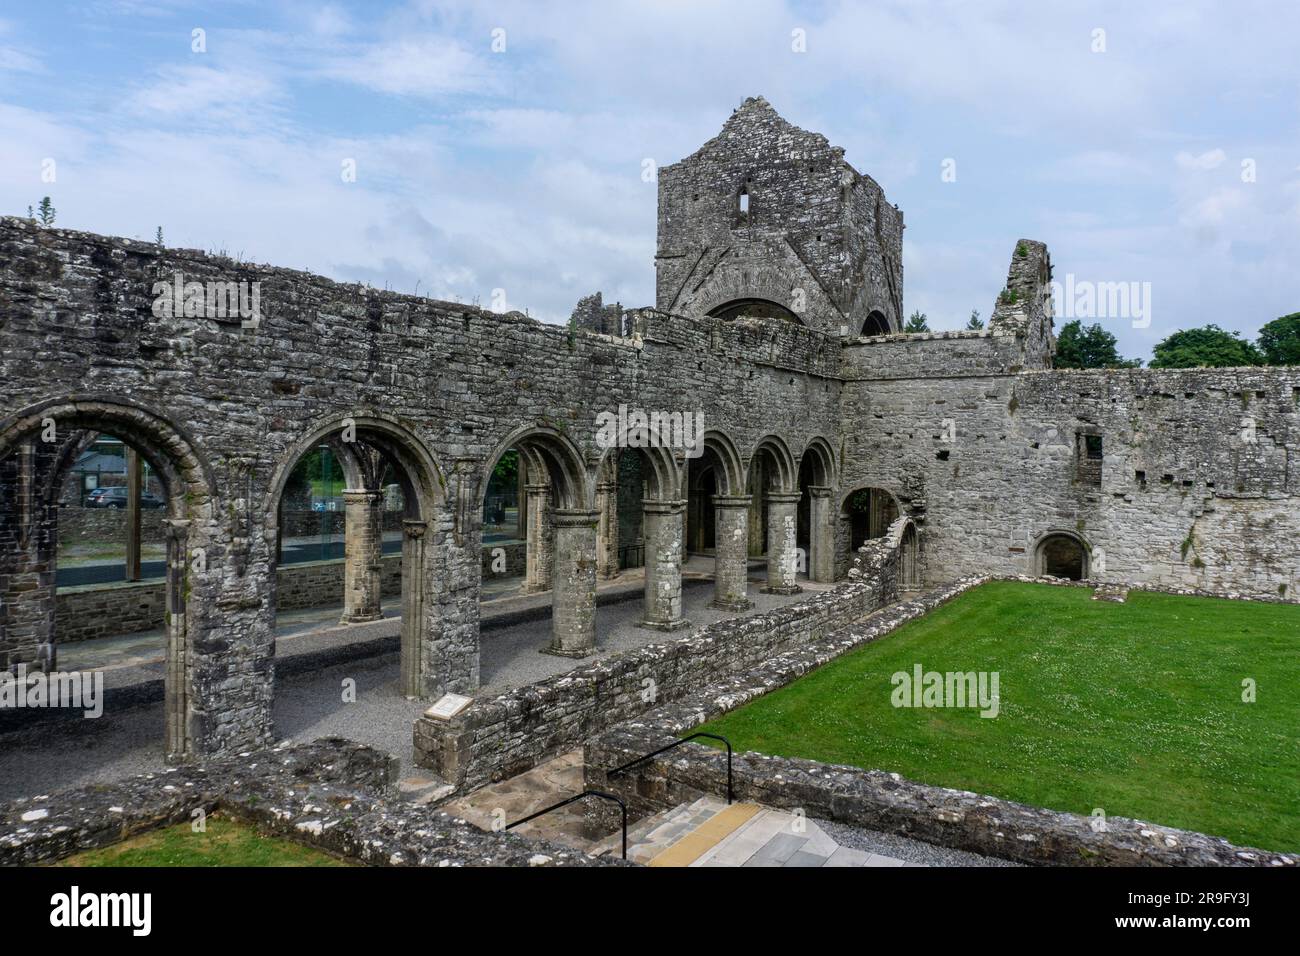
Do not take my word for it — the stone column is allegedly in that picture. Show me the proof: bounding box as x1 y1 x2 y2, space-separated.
522 482 554 593
0 441 58 672
762 491 803 594
340 489 383 623
807 485 835 583
710 495 753 611
640 498 688 631
163 518 192 760
399 519 427 699
548 509 599 657
595 474 620 579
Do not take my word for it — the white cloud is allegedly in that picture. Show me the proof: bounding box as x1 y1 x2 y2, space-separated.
1175 148 1226 171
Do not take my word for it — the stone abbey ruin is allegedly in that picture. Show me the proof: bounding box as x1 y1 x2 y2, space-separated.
1 95 1297 848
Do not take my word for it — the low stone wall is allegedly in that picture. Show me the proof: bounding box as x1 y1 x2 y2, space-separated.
0 737 621 867
413 518 912 792
55 554 404 643
57 505 167 541
280 510 405 537
481 540 526 578
583 575 1298 868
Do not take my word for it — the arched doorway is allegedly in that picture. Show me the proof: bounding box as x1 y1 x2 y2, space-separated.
838 486 901 579
1035 532 1089 580
0 397 214 759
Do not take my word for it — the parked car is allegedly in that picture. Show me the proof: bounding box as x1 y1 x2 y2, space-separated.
84 486 165 509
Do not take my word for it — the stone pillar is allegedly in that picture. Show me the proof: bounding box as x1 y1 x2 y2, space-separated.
0 441 59 672
596 473 620 579
548 509 599 657
522 482 554 593
340 489 383 623
710 495 753 611
807 485 835 584
399 519 427 699
762 491 803 594
125 446 142 582
640 498 688 631
163 518 191 760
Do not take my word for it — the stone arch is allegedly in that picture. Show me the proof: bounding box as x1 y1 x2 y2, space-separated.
1033 530 1090 580
264 411 448 699
0 396 215 519
697 429 746 496
594 430 688 632
745 434 801 594
837 485 903 580
796 437 838 583
264 412 445 522
484 423 591 511
746 434 798 493
860 310 891 336
0 395 216 759
899 520 920 589
707 298 801 323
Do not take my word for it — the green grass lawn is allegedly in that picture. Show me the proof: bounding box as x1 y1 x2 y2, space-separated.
696 581 1300 852
56 816 351 867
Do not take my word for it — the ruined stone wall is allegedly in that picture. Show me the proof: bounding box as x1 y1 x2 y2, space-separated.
840 361 1300 598
414 533 902 791
0 215 843 754
655 96 900 335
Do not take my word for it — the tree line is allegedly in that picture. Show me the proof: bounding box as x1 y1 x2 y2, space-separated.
901 308 1300 368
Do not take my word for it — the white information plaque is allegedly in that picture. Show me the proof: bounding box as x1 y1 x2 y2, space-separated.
424 693 474 720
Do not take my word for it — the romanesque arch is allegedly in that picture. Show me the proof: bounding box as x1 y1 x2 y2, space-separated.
684 429 752 610
797 437 838 583
594 427 687 632
1034 530 1090 580
264 412 447 700
483 424 598 658
837 485 902 580
0 396 215 759
746 434 801 594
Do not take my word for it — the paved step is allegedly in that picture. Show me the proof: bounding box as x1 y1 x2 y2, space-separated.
609 795 920 868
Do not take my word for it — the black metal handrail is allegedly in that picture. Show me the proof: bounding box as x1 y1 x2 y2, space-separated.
505 790 628 860
607 732 734 805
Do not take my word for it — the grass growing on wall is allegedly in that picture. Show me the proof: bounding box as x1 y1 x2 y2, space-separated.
55 816 351 867
696 581 1300 852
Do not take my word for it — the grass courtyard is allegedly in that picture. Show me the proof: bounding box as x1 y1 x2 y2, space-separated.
55 816 350 867
697 581 1300 852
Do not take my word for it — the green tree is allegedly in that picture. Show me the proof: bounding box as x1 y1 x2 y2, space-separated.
156 226 165 247
1257 312 1300 366
36 196 56 226
965 309 984 330
904 310 930 333
1054 320 1140 369
1149 325 1263 369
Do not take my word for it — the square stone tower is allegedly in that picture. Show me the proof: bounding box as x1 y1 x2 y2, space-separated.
655 96 904 337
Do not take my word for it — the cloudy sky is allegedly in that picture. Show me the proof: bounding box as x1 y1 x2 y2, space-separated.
2 0 1297 360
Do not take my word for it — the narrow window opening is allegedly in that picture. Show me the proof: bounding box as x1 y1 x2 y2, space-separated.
1075 433 1102 486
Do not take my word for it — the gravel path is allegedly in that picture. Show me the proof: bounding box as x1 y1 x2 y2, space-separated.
814 816 1022 866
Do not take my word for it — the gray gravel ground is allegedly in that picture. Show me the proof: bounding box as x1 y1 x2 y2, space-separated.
814 816 1022 866
0 577 820 802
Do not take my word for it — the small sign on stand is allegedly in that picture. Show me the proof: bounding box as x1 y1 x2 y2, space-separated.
424 693 474 721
